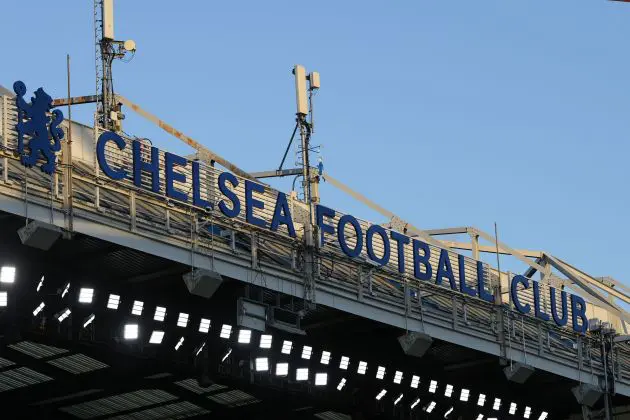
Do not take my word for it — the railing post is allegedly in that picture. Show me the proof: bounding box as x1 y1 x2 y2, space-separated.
251 232 258 269
130 191 136 231
2 96 8 183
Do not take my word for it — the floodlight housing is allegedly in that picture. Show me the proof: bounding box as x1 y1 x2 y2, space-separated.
78 288 94 303
149 330 164 344
0 266 15 283
124 324 138 340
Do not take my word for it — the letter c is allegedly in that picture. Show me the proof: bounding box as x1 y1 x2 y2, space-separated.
511 275 531 314
97 131 127 180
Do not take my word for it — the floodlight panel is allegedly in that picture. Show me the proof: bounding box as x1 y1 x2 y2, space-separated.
260 334 272 349
37 276 44 292
320 351 331 365
238 329 251 344
339 356 349 370
255 357 269 372
220 324 232 339
524 407 532 419
411 398 420 409
337 378 346 391
357 361 367 375
33 302 45 316
154 306 166 322
175 336 184 350
0 266 15 283
78 288 94 303
476 415 484 420
199 318 211 333
131 300 143 315
478 394 486 407
281 340 293 354
58 308 71 322
0 291 6 307
376 389 387 400
107 294 120 309
538 412 548 420
62 283 70 298
445 384 453 397
149 330 164 344
177 312 189 327
393 371 403 384
296 368 309 381
411 375 420 389
493 398 501 410
394 394 403 405
429 380 438 393
445 407 454 417
315 373 327 386
376 366 385 380
427 401 436 413
83 314 96 328
301 345 312 360
124 324 138 340
460 389 470 402
275 363 288 376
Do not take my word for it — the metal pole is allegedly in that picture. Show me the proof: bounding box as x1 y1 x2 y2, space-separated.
65 54 74 233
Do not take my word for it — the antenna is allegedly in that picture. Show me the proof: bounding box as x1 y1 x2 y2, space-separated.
94 0 136 132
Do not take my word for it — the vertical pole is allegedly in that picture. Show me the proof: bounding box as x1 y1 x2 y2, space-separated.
494 222 507 361
2 95 8 183
64 54 74 233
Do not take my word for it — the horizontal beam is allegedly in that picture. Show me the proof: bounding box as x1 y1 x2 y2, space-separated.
424 227 469 236
439 240 543 259
251 168 303 179
52 95 101 107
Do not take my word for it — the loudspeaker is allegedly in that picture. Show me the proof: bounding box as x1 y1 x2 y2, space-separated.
17 221 61 250
398 332 433 357
503 362 535 384
183 269 223 299
572 384 603 407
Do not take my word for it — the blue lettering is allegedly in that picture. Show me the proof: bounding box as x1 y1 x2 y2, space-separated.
316 204 335 246
245 180 266 228
218 172 240 218
533 281 550 322
366 225 390 266
270 192 296 237
192 161 211 208
571 294 589 334
436 249 457 290
458 255 477 297
412 239 432 281
390 231 409 274
165 152 188 202
550 287 568 327
133 140 160 193
477 261 494 303
338 214 363 258
510 275 530 314
96 132 127 180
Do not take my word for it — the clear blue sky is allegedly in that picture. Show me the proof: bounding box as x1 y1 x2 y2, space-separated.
2 1 629 282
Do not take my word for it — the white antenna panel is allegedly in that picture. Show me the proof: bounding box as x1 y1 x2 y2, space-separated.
103 0 115 40
294 65 308 116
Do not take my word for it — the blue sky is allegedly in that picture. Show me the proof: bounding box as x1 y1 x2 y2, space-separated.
2 1 630 282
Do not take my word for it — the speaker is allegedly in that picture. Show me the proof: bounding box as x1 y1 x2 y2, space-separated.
503 362 535 384
398 332 433 357
17 221 61 250
572 384 603 407
183 269 223 299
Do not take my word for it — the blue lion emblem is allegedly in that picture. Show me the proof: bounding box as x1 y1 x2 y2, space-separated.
13 81 64 175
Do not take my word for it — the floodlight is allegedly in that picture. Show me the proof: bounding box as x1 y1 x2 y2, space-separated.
460 389 470 402
78 288 94 303
493 398 501 410
476 415 484 420
221 348 233 363
478 394 486 407
426 401 436 413
393 371 403 384
376 389 387 401
131 300 143 315
339 356 349 370
0 266 15 283
175 336 184 350
394 394 403 405
281 340 292 354
37 276 44 292
524 406 532 419
199 318 211 333
488 418 498 420
124 324 138 339
357 361 367 375
260 334 272 348
149 330 164 344
315 373 327 386
538 412 548 420
429 380 437 393
444 407 454 418
56 308 71 322
107 294 120 309
320 351 331 365
296 368 309 381
301 345 312 360
509 403 517 415
255 357 269 372
83 314 95 328
376 366 386 380
154 306 166 321
238 329 251 344
33 302 45 316
411 375 420 389
0 291 6 307
411 398 421 410
445 384 453 397
61 283 70 298
275 362 288 376
177 312 189 327
220 324 232 339
195 342 206 357
337 378 346 391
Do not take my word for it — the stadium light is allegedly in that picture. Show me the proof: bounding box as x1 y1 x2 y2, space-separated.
199 318 211 333
296 368 309 381
339 356 349 370
493 398 501 410
275 362 288 376
301 345 312 360
426 401 436 413
429 380 438 393
375 389 387 400
476 415 484 420
357 361 367 375
411 375 420 389
376 366 386 380
78 288 94 304
393 371 403 384
478 394 486 407
220 324 232 339
61 283 70 298
320 351 331 365
337 378 346 391
83 314 95 328
238 329 251 344
411 398 421 410
444 384 453 397
315 373 327 386
260 334 272 348
394 394 403 405
255 357 269 372
0 291 6 307
281 340 292 354
37 276 44 292
149 330 164 344
107 294 120 310
131 300 143 315
509 403 517 415
195 342 206 357
175 336 184 350
177 312 189 327
154 306 166 321
538 412 548 420
460 389 470 402
33 302 45 316
56 308 71 322
0 266 15 283
124 324 138 340
524 406 532 419
444 407 454 418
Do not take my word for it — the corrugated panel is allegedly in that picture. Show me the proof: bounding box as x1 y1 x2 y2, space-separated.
60 389 178 419
106 401 210 420
0 357 15 368
9 341 68 359
0 367 53 392
47 353 109 374
315 411 352 420
174 378 227 395
207 389 259 407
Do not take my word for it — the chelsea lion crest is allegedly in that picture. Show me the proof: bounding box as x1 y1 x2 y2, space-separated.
13 81 64 175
